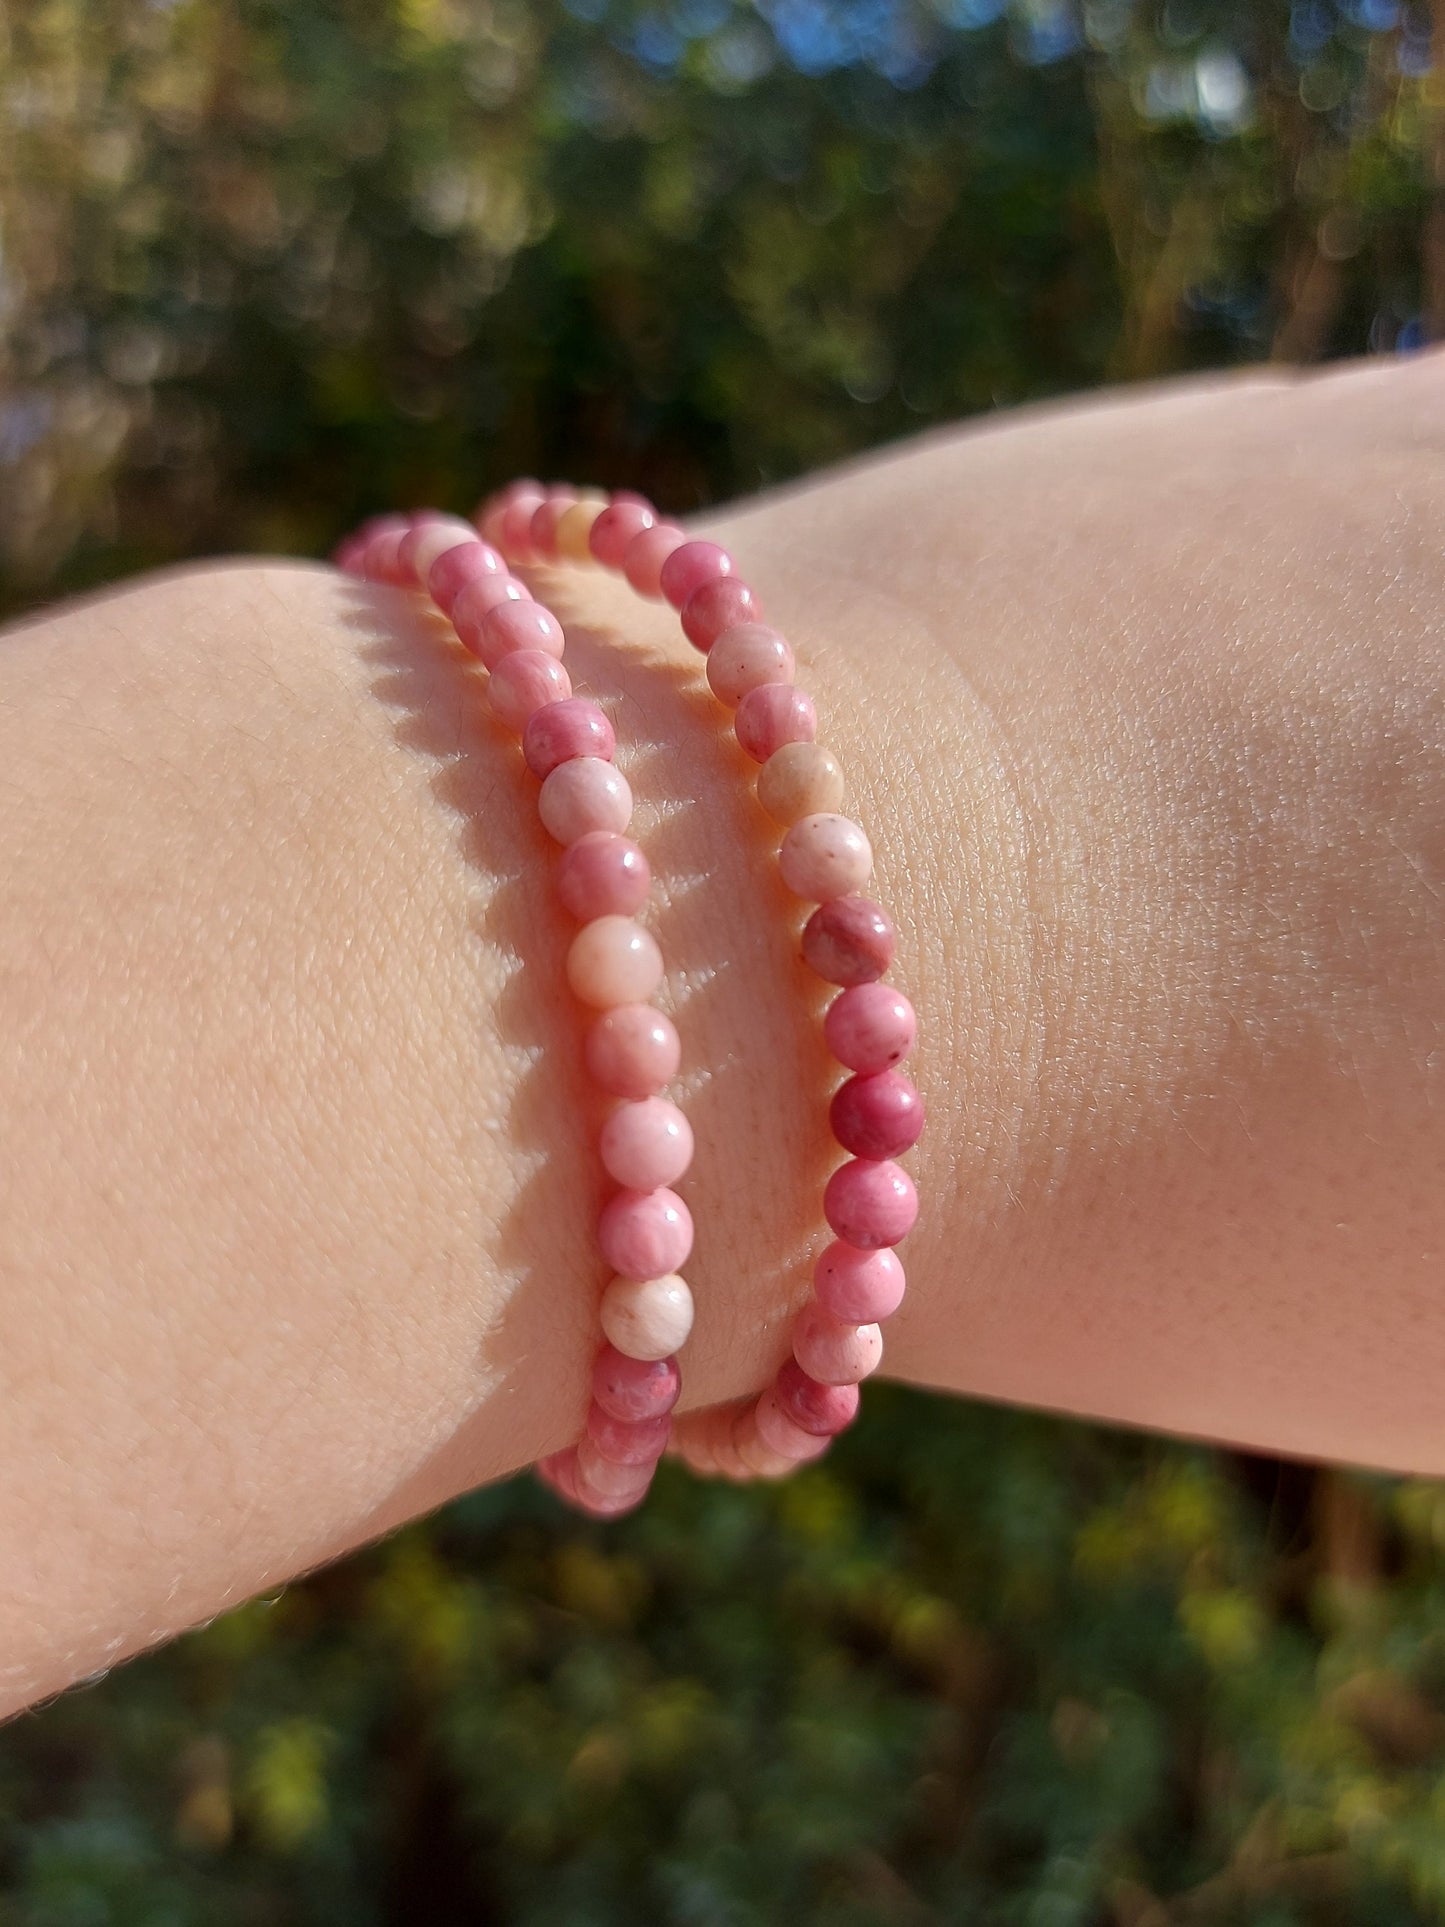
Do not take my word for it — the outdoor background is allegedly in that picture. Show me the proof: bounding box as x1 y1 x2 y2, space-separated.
2 1 1444 1921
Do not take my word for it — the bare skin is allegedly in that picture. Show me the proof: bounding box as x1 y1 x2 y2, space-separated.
0 355 1440 1715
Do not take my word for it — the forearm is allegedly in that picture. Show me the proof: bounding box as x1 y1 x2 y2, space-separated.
0 357 1440 1712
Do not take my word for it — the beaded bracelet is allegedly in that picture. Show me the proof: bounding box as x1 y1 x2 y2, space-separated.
334 480 922 1501
334 505 695 1518
481 484 922 1484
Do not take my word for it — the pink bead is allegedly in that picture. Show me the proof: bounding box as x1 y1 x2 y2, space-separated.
597 1186 693 1279
813 1241 907 1323
500 485 547 559
360 523 412 584
529 487 579 558
599 1273 694 1360
476 493 514 548
803 897 897 986
823 1158 918 1249
792 1301 883 1385
774 1360 861 1437
399 514 476 584
557 832 650 920
585 1403 673 1465
592 1344 681 1421
451 574 532 654
706 623 795 708
778 813 872 902
486 649 572 732
829 1070 924 1160
523 697 616 779
475 598 565 672
589 499 658 568
538 757 632 844
428 539 505 616
623 523 687 597
584 1005 680 1098
755 1388 833 1462
599 1097 694 1189
536 1446 582 1503
824 984 915 1072
567 917 663 1007
735 684 817 762
659 539 734 610
681 577 763 652
575 1437 656 1499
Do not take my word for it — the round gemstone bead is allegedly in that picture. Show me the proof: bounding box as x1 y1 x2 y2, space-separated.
735 684 816 763
476 598 565 672
585 1404 672 1465
529 487 579 557
584 1005 680 1097
499 485 547 559
659 539 734 610
567 916 663 1007
813 1241 907 1323
597 1186 694 1279
681 577 762 652
555 496 607 561
774 1360 861 1437
600 1096 694 1189
589 499 657 568
451 574 532 653
803 896 897 986
575 1437 656 1497
823 1158 918 1249
486 649 571 731
591 1344 681 1421
599 1273 695 1361
792 1301 884 1385
623 523 687 597
829 1070 924 1159
756 742 845 825
523 697 616 780
754 1388 832 1462
706 623 794 708
399 514 477 584
360 524 412 583
823 983 915 1070
778 812 873 901
557 832 650 920
429 539 504 616
538 758 633 844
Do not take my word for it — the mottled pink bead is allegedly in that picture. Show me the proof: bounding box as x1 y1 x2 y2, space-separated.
597 1186 693 1279
589 499 657 568
428 538 505 616
659 539 734 610
476 491 519 548
824 984 915 1072
681 577 762 652
591 1344 681 1421
792 1301 884 1386
398 514 475 584
451 574 532 654
735 683 816 762
801 896 896 985
754 1389 833 1462
486 649 571 732
813 1241 907 1323
567 916 662 1007
499 484 547 560
360 523 413 584
539 758 633 844
475 598 565 672
829 1070 924 1160
600 1097 694 1189
706 623 795 708
557 832 650 920
585 1403 673 1465
623 523 687 597
529 487 579 558
774 1360 861 1437
536 1446 582 1503
823 1158 918 1249
575 1437 655 1498
523 698 616 779
779 813 872 902
584 1005 680 1098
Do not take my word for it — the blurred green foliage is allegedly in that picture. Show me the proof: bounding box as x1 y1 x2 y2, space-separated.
4 0 1445 1920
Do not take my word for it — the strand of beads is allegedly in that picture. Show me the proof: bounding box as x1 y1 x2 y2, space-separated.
484 481 923 1485
333 504 696 1518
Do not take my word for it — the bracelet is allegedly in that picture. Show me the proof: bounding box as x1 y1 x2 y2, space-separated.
333 483 922 1500
335 506 693 1519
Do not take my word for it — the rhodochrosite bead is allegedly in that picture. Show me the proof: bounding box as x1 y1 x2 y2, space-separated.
584 1005 680 1097
682 577 761 651
597 1186 694 1279
804 899 897 986
829 1069 924 1159
592 1345 681 1421
823 984 915 1072
538 758 632 844
823 1158 918 1249
557 833 650 920
814 1242 907 1323
599 1273 695 1360
523 697 616 779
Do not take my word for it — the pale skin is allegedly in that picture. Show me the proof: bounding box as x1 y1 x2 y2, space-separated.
0 354 1441 1716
